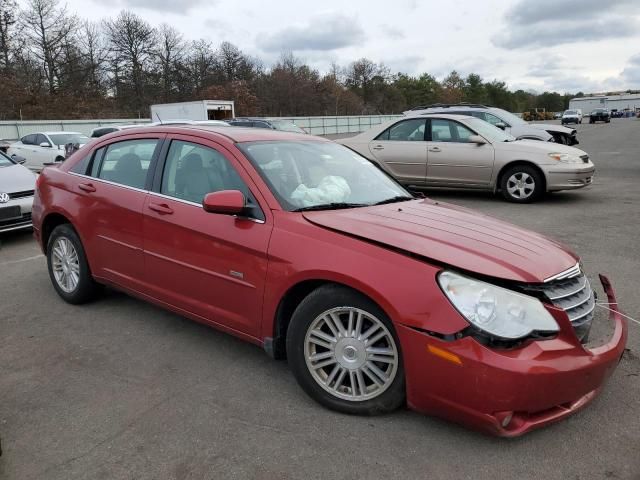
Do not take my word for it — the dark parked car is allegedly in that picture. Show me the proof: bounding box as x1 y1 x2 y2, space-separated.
589 109 610 124
228 118 307 134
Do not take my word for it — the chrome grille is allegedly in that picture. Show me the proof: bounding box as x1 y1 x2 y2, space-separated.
9 190 35 199
527 268 595 341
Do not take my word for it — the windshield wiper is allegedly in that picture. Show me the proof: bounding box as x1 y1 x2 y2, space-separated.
373 196 414 206
293 202 368 212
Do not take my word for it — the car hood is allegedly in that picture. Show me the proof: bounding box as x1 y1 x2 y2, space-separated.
530 123 575 134
496 139 586 156
0 164 36 192
302 199 578 283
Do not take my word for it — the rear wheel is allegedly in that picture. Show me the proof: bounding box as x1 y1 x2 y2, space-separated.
287 285 405 415
47 224 100 304
500 165 544 203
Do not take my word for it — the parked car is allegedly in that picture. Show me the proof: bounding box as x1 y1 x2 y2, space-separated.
553 112 563 119
0 150 36 233
32 125 626 436
589 109 611 124
562 109 583 125
228 118 307 133
90 124 148 138
338 114 594 202
8 132 90 171
404 104 579 145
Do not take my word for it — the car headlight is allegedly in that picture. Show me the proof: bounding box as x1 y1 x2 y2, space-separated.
547 152 583 163
438 271 559 339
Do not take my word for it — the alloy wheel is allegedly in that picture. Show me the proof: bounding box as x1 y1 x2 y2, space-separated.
506 172 535 200
304 307 399 402
51 237 80 293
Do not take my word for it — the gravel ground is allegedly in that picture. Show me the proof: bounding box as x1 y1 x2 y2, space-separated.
0 118 639 480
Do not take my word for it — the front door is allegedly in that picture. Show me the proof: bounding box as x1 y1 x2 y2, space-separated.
367 118 428 185
425 118 495 187
142 136 272 337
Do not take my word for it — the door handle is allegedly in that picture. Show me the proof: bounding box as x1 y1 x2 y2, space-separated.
428 147 442 152
148 203 174 215
78 182 96 193
372 145 385 150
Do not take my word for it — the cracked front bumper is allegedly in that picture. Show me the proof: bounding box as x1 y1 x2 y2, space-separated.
399 275 628 437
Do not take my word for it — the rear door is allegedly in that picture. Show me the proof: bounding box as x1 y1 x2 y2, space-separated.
142 134 272 337
69 135 164 290
367 118 427 185
425 118 495 187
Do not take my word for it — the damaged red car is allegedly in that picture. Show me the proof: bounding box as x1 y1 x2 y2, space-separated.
32 126 627 436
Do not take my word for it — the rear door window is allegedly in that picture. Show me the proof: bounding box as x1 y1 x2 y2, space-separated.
35 134 50 146
92 139 160 189
21 134 36 145
375 119 426 141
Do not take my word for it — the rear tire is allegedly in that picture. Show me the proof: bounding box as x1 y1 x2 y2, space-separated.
47 224 100 304
286 285 405 416
500 164 544 203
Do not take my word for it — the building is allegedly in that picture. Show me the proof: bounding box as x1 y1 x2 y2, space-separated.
569 93 640 112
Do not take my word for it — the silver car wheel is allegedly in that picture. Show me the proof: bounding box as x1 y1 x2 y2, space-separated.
506 172 535 200
304 307 399 402
51 237 80 293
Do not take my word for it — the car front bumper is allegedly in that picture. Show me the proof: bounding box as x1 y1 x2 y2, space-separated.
546 162 595 191
0 196 33 233
398 274 627 437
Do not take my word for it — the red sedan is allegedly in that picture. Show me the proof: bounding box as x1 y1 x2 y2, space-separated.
32 126 627 436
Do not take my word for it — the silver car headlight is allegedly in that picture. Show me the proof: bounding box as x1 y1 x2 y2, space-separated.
438 271 559 339
548 152 582 164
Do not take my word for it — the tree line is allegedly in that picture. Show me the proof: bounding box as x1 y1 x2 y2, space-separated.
1 0 580 120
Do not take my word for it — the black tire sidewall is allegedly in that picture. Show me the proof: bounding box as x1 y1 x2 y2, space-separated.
286 285 405 416
500 165 544 203
47 224 97 304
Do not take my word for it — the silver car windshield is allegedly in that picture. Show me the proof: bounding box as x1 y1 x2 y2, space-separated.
493 108 527 126
0 152 14 167
48 134 90 146
466 118 516 142
239 141 411 211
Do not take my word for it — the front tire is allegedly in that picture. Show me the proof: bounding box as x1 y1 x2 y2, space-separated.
47 224 100 304
500 165 544 203
287 285 405 415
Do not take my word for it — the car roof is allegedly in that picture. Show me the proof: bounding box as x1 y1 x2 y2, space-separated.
407 113 476 121
38 131 85 136
103 125 326 143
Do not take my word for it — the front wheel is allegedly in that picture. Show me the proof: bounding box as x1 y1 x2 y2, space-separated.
500 165 544 203
287 285 405 415
47 224 100 304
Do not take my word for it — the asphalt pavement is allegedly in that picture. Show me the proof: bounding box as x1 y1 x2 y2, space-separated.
1 118 639 480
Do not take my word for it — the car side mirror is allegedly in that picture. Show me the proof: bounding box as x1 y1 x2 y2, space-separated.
13 155 27 164
39 142 51 148
468 135 487 145
203 190 247 216
495 122 507 130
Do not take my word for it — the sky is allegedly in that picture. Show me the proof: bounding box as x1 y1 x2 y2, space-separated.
31 0 640 93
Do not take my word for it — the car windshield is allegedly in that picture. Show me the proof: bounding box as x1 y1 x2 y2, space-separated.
0 152 15 167
465 118 516 142
565 110 577 115
47 133 90 146
267 120 306 133
493 108 527 126
238 141 412 211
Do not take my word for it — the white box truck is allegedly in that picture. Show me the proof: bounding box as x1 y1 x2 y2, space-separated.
150 100 235 122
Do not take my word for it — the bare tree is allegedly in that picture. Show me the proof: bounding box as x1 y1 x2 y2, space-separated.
79 20 108 94
22 0 77 93
186 39 216 93
0 0 18 70
154 23 185 102
104 10 156 108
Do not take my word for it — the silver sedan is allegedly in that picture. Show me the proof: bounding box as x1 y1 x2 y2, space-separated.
0 152 37 233
338 114 595 203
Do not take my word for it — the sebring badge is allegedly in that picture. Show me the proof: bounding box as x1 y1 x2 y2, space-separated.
0 192 10 203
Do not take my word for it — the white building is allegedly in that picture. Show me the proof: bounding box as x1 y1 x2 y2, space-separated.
569 93 640 112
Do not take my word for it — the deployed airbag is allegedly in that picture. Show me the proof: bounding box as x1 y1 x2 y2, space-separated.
291 176 351 207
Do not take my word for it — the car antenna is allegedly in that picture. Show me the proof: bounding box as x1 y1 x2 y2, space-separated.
155 112 163 125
